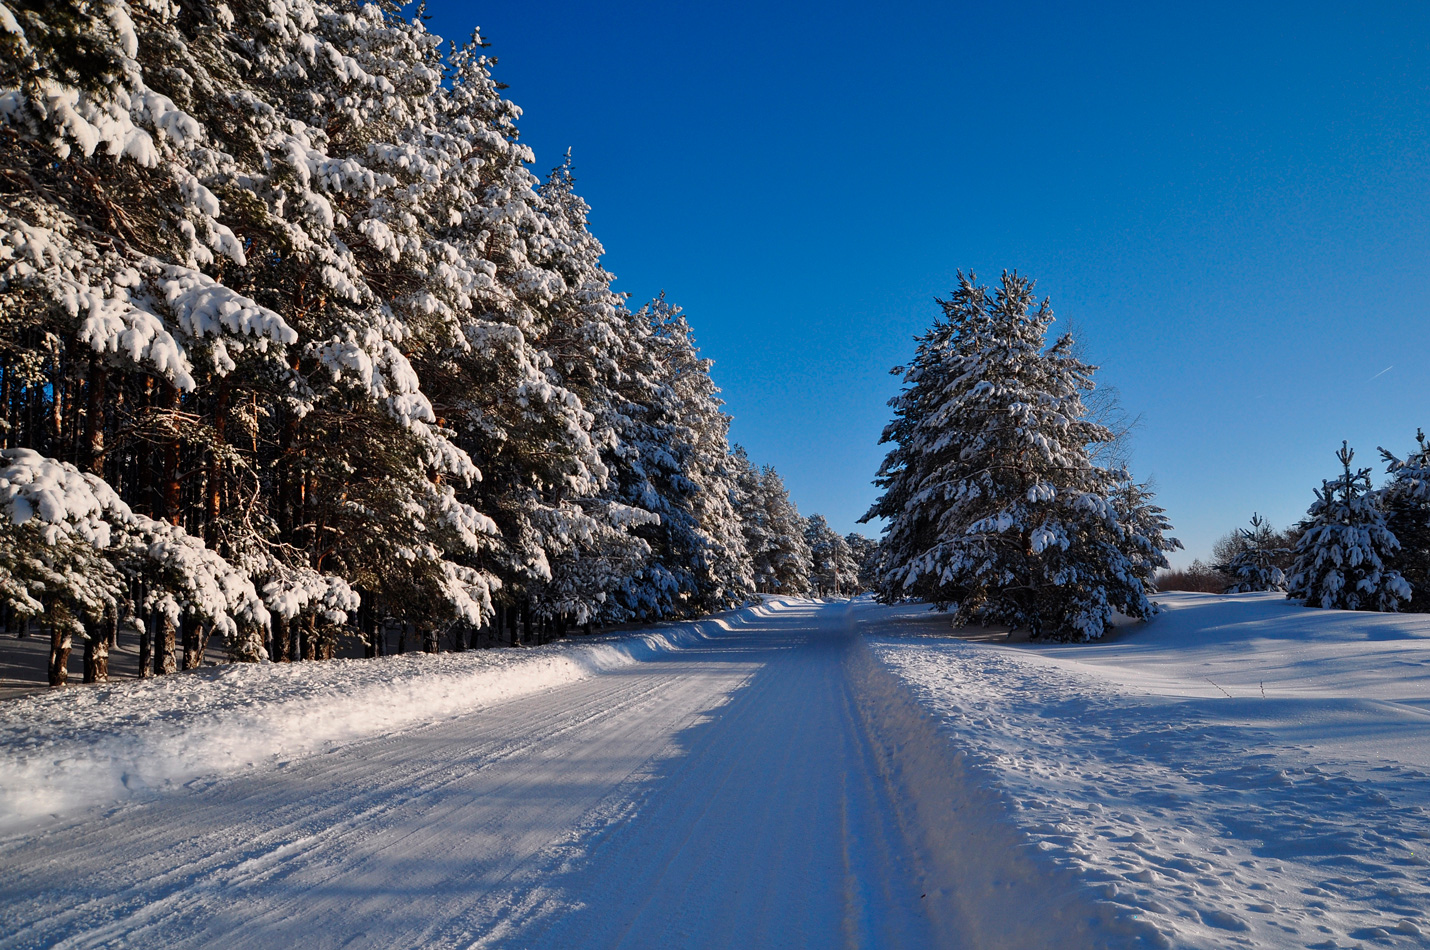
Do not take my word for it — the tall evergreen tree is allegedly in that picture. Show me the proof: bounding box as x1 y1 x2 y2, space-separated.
863 271 1177 641
736 457 811 596
844 532 880 594
601 296 751 619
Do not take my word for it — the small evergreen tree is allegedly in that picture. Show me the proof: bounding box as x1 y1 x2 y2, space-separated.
1287 442 1409 611
1215 513 1288 593
1379 430 1430 612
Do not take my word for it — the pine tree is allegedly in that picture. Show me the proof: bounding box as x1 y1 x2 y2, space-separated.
804 515 856 596
1214 513 1288 593
740 460 811 596
844 532 880 594
863 271 1177 640
601 296 752 620
1380 430 1430 612
1287 442 1409 611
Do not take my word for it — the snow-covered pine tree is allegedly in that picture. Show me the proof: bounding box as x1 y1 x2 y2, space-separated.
729 445 770 583
756 466 811 595
730 451 811 596
804 514 856 596
1112 476 1183 594
1380 430 1430 612
844 533 880 594
1214 513 1288 593
600 295 752 620
528 153 661 626
1287 442 1409 611
863 271 1177 640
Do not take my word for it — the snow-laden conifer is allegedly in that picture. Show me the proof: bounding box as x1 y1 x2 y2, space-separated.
1214 513 1288 593
844 533 880 594
864 271 1178 640
1288 442 1409 611
804 515 858 596
1380 430 1430 612
600 296 752 619
731 451 811 596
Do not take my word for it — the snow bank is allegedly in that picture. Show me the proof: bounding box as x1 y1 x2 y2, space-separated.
0 600 788 834
846 624 1167 949
859 593 1430 949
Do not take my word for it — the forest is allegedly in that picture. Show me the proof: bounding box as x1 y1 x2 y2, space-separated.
0 0 882 686
3 0 1426 691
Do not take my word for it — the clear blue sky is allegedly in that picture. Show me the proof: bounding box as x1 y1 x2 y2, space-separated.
419 0 1430 565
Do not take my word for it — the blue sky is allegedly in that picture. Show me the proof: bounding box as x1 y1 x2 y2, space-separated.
420 0 1430 564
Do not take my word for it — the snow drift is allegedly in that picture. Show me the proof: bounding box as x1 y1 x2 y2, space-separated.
0 600 788 833
861 593 1430 949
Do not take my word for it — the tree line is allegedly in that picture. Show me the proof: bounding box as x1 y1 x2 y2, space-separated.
0 0 873 688
1161 435 1430 612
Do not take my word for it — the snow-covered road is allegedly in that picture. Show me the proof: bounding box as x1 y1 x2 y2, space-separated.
3 599 1090 950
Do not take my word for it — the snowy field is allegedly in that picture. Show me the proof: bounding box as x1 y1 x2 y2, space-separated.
866 592 1430 949
1 595 1426 949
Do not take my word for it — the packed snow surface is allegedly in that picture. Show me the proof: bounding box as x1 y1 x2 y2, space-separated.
1 595 1426 948
866 591 1430 949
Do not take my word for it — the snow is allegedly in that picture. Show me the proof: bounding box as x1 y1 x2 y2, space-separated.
863 592 1430 949
2 596 1426 948
0 598 1141 950
0 448 125 547
0 608 740 834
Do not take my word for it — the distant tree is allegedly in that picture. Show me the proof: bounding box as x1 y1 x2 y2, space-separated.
1156 559 1230 594
1215 513 1288 593
731 455 811 596
844 533 881 594
1287 443 1409 611
804 515 856 596
1380 430 1430 612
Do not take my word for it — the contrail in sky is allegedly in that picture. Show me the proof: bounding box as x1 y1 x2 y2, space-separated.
1368 365 1394 381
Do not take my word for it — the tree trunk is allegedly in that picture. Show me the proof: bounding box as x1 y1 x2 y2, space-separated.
48 622 72 687
159 381 181 526
182 617 203 670
83 625 109 683
521 603 532 647
423 626 438 654
269 617 285 662
300 615 316 661
138 610 153 678
364 616 378 659
85 359 106 475
155 613 177 675
206 381 229 547
397 621 408 654
584 621 592 637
